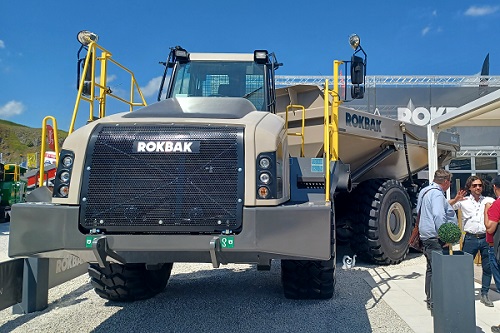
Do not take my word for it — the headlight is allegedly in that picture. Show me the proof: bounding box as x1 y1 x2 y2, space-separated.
62 156 73 167
60 171 70 182
256 152 282 200
259 157 270 169
259 172 271 184
53 149 74 198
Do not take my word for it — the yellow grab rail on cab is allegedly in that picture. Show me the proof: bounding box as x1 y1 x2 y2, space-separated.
323 60 343 202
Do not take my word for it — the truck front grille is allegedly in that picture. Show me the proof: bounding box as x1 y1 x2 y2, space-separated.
80 124 244 234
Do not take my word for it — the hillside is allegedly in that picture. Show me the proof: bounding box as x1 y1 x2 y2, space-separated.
0 119 68 165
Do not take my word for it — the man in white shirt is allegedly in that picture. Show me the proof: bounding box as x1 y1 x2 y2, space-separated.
450 175 495 307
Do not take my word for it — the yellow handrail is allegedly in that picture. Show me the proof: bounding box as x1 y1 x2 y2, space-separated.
285 105 306 157
39 116 60 187
324 80 330 202
4 164 20 182
323 60 343 202
69 41 147 134
331 60 342 161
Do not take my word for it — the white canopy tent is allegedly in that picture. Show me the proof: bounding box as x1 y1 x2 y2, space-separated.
427 88 500 178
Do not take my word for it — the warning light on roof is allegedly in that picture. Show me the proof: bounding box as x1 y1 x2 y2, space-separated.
349 34 360 50
77 30 99 46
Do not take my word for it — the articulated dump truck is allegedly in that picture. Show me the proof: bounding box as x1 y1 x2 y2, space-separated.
9 32 459 301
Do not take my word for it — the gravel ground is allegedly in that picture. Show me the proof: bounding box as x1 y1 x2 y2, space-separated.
0 234 419 333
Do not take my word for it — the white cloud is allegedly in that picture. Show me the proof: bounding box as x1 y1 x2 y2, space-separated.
422 26 431 36
0 40 5 49
95 74 117 83
140 76 163 98
0 100 25 117
465 5 499 16
432 10 437 16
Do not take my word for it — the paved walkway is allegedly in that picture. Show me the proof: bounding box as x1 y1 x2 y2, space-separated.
364 255 500 333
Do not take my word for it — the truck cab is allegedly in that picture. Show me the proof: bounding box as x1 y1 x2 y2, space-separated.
159 48 279 114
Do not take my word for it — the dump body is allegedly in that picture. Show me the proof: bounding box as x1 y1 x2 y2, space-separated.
277 85 459 182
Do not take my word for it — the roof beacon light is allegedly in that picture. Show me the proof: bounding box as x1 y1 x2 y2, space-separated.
254 50 268 64
77 30 99 46
349 34 360 50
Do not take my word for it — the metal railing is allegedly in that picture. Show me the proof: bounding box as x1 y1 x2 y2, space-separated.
321 61 344 202
276 75 500 88
38 116 60 187
3 164 21 182
70 41 147 134
285 105 306 157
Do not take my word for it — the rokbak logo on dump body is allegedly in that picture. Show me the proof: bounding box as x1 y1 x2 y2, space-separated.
134 141 201 153
346 112 382 132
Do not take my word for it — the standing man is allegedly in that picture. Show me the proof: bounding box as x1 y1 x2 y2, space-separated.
417 169 458 311
449 176 495 307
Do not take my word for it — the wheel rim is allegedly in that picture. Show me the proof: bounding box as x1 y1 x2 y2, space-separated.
386 202 406 242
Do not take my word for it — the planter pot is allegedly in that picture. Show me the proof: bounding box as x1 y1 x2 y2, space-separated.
431 250 475 333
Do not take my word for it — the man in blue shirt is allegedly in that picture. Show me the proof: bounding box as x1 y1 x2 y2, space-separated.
417 169 458 311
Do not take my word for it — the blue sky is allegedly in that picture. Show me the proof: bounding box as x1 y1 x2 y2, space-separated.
1 1 500 130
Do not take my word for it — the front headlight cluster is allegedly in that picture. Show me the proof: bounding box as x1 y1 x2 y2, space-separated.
256 152 282 200
53 150 75 198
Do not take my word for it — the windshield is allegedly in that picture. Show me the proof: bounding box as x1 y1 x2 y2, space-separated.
170 61 266 110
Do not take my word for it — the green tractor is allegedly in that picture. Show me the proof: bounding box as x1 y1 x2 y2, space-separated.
0 163 27 222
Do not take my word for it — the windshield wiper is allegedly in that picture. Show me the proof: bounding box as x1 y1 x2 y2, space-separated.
243 86 263 99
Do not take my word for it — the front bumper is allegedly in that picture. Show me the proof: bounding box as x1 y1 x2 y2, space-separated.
9 202 332 266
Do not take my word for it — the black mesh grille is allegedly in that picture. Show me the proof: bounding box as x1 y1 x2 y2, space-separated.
80 124 244 234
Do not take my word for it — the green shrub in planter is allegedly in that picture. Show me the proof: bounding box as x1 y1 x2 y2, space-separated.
438 222 462 255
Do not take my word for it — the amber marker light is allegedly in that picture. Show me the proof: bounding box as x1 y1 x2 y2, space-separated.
258 186 269 198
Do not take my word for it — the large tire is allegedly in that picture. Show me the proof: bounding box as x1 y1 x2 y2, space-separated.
88 262 173 302
281 204 336 299
281 259 335 299
350 179 412 265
